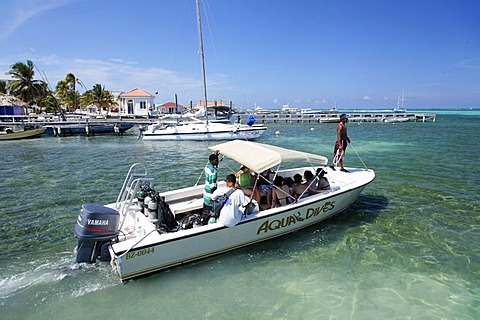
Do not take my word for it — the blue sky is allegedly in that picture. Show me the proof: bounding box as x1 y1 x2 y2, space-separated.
0 0 479 109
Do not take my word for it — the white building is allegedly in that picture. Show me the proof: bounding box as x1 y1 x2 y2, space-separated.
118 88 155 116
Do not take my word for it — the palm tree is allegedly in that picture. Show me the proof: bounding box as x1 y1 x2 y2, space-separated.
0 80 6 94
80 84 117 115
36 82 61 113
56 73 83 112
7 60 46 106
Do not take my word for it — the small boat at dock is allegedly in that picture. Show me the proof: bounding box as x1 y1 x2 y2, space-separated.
382 116 410 123
140 114 266 141
44 122 135 136
0 126 46 140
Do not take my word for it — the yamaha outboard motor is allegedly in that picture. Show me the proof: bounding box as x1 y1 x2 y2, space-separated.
74 203 120 263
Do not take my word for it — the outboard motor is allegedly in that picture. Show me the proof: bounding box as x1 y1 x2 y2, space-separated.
74 203 120 263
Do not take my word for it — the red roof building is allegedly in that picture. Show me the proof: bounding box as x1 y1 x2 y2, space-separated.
118 88 155 116
158 102 187 114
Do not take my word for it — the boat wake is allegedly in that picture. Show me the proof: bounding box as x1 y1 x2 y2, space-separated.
0 254 70 299
0 251 119 304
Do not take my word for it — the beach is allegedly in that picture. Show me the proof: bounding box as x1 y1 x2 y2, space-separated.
0 110 479 319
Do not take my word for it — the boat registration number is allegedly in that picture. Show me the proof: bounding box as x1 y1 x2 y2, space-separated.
125 247 155 260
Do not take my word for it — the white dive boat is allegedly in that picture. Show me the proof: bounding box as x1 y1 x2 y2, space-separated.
139 0 266 141
73 140 375 281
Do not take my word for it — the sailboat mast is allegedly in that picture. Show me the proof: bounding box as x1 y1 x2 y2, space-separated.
195 0 208 124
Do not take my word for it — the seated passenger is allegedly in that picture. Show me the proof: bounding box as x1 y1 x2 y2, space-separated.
291 171 324 199
315 168 330 191
210 174 251 227
303 170 324 194
257 169 274 207
290 174 307 199
236 165 261 207
271 176 291 208
284 176 295 188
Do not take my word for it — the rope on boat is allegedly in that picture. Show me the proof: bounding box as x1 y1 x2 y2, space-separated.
194 160 209 186
349 142 368 170
111 228 159 260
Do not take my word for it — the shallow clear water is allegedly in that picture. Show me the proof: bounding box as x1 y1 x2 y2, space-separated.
1 113 479 319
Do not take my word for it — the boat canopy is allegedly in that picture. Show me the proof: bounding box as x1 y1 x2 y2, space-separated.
209 140 328 174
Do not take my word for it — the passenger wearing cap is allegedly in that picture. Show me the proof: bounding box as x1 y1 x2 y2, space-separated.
210 174 252 227
315 168 330 191
330 113 351 173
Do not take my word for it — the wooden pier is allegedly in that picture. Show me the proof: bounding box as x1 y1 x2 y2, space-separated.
251 112 436 124
1 112 436 130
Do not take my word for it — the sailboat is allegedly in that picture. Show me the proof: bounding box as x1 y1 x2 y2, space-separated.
140 0 267 141
394 89 407 113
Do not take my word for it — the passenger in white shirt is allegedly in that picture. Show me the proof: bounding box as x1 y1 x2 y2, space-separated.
211 174 251 227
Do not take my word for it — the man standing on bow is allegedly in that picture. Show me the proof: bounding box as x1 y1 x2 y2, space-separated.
330 113 351 172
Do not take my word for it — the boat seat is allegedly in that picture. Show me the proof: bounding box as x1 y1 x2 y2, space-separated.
168 198 204 217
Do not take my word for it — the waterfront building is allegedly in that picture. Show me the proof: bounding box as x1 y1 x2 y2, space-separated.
118 88 155 116
158 101 187 114
0 94 28 115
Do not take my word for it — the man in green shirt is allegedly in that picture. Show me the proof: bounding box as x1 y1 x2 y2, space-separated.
203 152 219 213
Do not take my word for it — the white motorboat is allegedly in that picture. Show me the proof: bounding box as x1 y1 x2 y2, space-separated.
382 117 410 123
140 114 266 141
73 140 375 281
280 104 300 114
139 0 267 141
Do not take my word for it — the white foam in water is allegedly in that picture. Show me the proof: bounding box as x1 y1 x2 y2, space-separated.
70 281 106 298
0 252 110 297
0 261 68 299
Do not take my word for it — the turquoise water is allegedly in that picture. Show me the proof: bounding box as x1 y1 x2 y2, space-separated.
0 113 479 319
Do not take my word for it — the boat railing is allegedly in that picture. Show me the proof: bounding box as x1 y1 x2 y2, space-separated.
116 163 148 205
117 177 155 231
116 163 155 230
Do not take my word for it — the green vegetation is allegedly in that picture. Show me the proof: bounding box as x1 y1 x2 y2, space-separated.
0 80 6 94
80 83 118 115
56 73 83 113
7 60 46 108
4 60 117 114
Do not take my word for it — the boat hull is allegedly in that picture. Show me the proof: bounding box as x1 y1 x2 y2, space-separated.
44 123 135 135
382 117 410 123
142 125 267 141
111 169 374 280
0 127 46 140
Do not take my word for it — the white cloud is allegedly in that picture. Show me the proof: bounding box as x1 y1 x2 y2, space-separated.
455 58 480 70
362 96 373 100
0 0 76 42
1 53 236 103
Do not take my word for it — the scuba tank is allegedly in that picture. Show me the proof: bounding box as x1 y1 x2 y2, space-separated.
147 196 158 222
